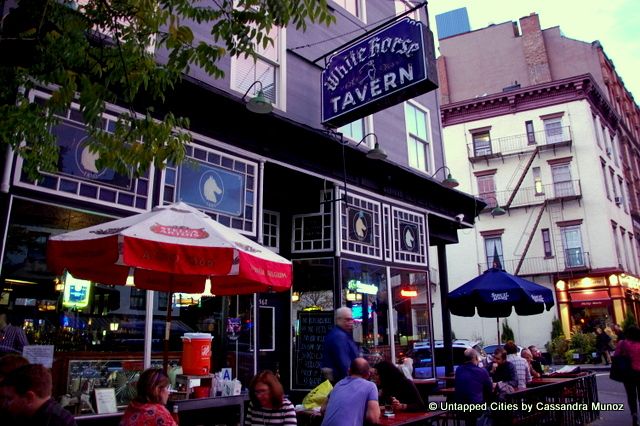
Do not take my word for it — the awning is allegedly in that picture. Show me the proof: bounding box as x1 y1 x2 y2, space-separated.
570 290 611 308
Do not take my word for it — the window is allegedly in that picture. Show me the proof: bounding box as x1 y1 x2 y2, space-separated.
532 167 544 195
541 229 553 257
477 175 497 206
339 119 365 143
472 131 492 156
592 115 602 148
544 117 563 144
611 135 619 166
561 225 584 268
601 160 611 200
610 169 617 201
232 25 284 107
129 288 146 310
263 210 280 252
618 177 626 210
603 126 611 155
394 0 420 20
333 0 364 19
622 228 631 272
612 224 623 268
551 164 574 197
484 237 504 268
525 121 536 145
405 103 431 172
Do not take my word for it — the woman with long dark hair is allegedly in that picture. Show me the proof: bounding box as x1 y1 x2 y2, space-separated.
246 370 296 425
373 360 425 412
120 368 176 426
615 325 640 426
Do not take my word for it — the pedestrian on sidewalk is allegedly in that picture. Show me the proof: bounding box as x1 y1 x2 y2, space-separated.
595 327 612 365
614 325 640 426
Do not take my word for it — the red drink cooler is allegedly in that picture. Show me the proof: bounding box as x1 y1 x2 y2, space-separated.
181 333 213 375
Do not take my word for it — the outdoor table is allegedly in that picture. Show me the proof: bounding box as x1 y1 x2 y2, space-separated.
296 409 447 426
527 377 573 387
378 410 446 425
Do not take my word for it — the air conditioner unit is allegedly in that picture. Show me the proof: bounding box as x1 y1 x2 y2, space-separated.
615 196 622 205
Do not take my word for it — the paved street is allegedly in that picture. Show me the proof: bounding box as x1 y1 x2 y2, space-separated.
591 371 632 425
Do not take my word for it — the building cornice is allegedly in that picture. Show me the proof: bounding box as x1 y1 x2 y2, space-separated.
440 74 619 130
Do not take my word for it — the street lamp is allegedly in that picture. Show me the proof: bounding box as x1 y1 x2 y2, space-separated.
482 196 506 216
431 166 459 188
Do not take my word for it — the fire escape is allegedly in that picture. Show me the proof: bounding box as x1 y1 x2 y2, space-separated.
470 126 579 276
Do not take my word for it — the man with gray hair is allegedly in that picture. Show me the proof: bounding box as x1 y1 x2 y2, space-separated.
321 306 359 384
455 348 493 426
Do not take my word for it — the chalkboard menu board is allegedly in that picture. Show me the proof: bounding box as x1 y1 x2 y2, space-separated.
293 311 334 389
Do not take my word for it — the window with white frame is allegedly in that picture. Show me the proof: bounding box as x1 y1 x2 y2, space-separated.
561 225 584 268
543 117 564 144
601 160 610 200
611 135 619 166
622 227 631 272
333 0 364 19
484 237 504 268
618 177 626 210
263 210 280 252
232 25 284 107
592 115 602 148
551 163 574 197
612 224 623 268
394 0 420 20
472 131 492 156
541 229 553 257
339 119 365 143
404 102 431 172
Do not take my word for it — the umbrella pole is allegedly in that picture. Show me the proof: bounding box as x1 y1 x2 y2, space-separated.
143 290 154 370
497 317 500 344
163 291 173 373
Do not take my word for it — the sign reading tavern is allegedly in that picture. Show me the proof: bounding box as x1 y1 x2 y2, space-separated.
321 18 438 127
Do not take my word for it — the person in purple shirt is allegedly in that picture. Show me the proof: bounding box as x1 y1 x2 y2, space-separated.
321 358 379 426
321 307 359 384
455 349 493 426
0 309 29 356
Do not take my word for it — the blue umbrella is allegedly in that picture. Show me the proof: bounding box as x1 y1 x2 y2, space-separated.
448 248 554 341
448 268 555 317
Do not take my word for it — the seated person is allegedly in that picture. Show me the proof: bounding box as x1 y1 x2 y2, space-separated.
0 364 76 426
454 349 493 404
521 349 541 379
527 345 545 375
455 349 493 426
120 368 176 426
321 358 379 426
487 348 518 392
373 360 425 412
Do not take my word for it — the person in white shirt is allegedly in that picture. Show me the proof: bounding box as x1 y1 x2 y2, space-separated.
504 341 531 389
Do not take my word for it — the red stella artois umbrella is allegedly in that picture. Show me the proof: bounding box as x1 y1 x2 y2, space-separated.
47 202 292 295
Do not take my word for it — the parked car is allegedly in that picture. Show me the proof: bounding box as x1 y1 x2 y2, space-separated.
483 343 524 363
406 339 483 379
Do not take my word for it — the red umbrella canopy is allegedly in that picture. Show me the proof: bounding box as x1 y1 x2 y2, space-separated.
47 202 292 295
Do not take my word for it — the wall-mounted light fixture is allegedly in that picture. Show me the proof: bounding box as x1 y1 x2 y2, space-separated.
431 166 459 188
481 196 506 217
242 81 273 114
354 132 387 160
109 321 119 331
321 130 387 204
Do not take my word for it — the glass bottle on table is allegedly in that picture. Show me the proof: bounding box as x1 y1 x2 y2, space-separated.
171 405 180 425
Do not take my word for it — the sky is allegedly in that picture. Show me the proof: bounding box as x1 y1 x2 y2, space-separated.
425 0 640 100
